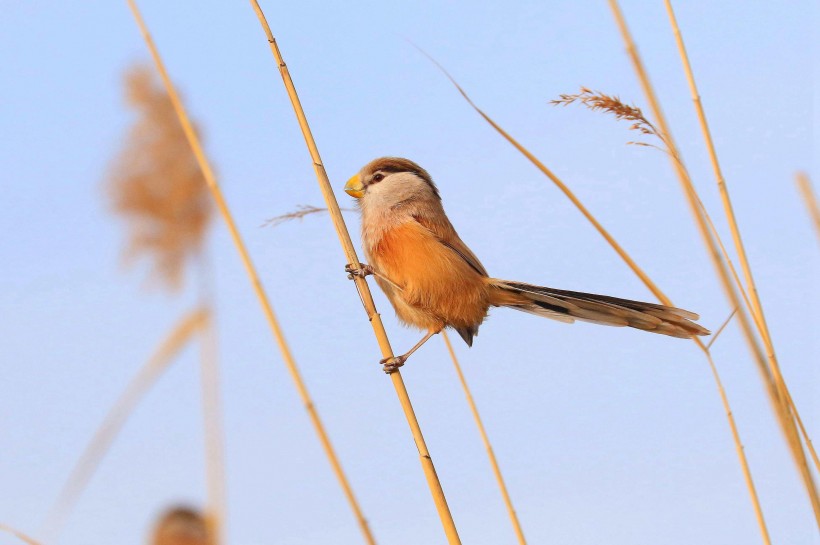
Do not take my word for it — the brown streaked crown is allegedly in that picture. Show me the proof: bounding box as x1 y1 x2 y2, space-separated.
361 157 440 198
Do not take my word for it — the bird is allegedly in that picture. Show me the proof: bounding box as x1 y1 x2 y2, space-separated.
343 157 709 372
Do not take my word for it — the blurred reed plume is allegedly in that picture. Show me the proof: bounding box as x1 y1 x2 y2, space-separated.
107 64 213 290
151 507 212 545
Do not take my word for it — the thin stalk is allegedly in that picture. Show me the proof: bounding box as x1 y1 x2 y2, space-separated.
665 0 820 481
43 308 209 541
608 0 820 525
248 2 460 542
197 256 227 545
442 332 527 544
706 309 736 351
423 52 770 544
0 524 43 545
796 173 820 246
126 2 377 542
699 344 771 545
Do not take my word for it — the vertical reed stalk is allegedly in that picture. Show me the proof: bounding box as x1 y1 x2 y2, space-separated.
442 332 526 544
43 308 209 541
248 2 460 542
797 173 820 246
125 2 377 542
424 54 770 543
607 0 820 525
197 270 228 545
664 0 819 478
198 321 226 545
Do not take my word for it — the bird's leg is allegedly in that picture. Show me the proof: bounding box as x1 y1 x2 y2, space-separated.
345 262 374 279
345 263 404 292
380 328 442 374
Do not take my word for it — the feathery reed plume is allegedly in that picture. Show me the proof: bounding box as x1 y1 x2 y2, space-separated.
126 2 377 543
796 173 820 246
0 523 43 545
107 64 212 291
551 87 662 142
421 50 769 542
249 3 460 542
607 0 819 526
151 506 212 545
551 89 759 310
43 308 209 542
262 204 356 228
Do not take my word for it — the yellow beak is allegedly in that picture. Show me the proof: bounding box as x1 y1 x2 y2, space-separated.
344 175 365 199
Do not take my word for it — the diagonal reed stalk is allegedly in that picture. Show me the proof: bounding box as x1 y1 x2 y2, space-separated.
125 2 377 543
442 332 527 544
419 51 771 544
796 173 820 247
43 308 209 541
664 0 820 479
0 524 43 545
608 0 820 526
248 2 460 542
270 203 526 543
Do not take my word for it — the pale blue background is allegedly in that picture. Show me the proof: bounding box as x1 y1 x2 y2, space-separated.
1 1 817 544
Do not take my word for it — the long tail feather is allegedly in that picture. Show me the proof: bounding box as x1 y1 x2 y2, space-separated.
490 279 709 339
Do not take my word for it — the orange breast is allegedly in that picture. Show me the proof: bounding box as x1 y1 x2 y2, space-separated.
369 221 490 331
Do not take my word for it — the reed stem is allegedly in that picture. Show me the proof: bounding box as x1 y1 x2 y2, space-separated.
248 1 461 542
126 2 377 542
197 258 227 545
608 0 820 526
796 173 820 247
664 0 820 482
43 308 209 541
442 332 527 544
423 50 770 544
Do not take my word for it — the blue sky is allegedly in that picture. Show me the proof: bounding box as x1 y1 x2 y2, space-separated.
1 1 817 544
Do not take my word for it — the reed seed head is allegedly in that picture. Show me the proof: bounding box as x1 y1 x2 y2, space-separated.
106 64 213 291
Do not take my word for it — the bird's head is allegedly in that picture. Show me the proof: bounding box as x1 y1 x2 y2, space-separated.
344 157 440 209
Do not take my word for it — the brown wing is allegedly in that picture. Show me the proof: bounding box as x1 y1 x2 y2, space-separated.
412 214 488 277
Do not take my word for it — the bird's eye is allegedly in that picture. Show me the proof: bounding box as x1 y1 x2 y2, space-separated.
372 173 384 183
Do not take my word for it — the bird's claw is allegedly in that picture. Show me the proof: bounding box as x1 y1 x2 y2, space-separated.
345 263 373 280
379 355 406 374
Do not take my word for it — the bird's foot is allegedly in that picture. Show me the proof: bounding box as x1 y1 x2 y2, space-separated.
345 262 374 280
379 355 406 374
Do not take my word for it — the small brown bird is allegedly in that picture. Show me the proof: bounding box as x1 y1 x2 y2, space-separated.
344 157 709 372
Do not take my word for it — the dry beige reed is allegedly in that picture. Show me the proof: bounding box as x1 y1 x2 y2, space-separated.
126 2 377 543
43 308 210 541
0 523 43 545
420 50 770 543
249 1 460 542
607 0 819 528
